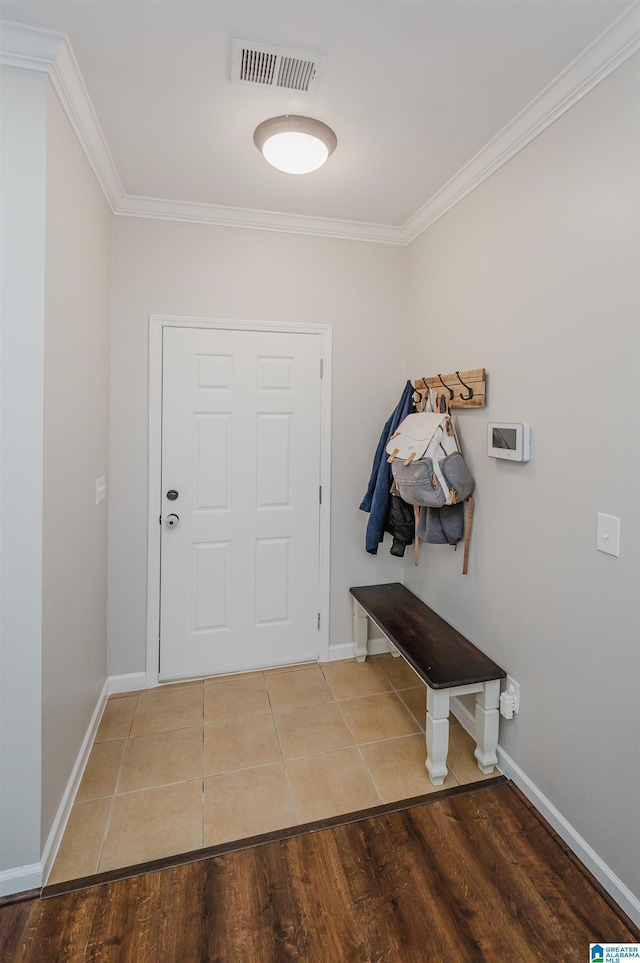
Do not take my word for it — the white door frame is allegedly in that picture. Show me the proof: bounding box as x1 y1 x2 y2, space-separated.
146 315 332 688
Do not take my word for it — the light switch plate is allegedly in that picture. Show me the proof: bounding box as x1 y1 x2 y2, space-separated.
597 513 620 557
96 475 107 505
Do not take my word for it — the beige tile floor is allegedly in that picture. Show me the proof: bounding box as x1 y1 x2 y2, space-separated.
48 655 497 885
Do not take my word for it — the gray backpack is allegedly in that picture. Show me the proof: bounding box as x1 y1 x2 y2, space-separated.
385 413 474 508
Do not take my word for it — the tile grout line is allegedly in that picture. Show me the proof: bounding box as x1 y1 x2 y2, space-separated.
95 690 139 875
101 684 207 871
333 658 432 803
372 660 429 732
265 673 302 828
327 663 402 803
277 667 387 820
331 685 385 807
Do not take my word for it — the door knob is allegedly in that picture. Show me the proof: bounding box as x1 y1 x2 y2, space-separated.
165 514 179 528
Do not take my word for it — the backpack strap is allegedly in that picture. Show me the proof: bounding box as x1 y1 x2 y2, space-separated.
462 496 475 574
413 504 420 566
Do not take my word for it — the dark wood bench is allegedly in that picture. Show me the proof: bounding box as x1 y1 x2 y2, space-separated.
349 582 506 786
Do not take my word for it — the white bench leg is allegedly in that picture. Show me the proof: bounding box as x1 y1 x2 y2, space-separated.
474 679 501 774
352 600 368 663
426 687 450 786
389 643 401 658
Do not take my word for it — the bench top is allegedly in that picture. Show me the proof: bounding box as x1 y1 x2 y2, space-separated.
350 582 505 690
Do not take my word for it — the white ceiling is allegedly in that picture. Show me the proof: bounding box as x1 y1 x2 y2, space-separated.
0 1 636 238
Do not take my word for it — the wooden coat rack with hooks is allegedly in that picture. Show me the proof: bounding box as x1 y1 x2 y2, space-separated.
413 368 486 410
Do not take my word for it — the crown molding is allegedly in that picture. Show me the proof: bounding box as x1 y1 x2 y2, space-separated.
0 19 63 70
402 1 640 243
0 20 123 210
114 194 406 244
2 5 639 246
47 32 124 208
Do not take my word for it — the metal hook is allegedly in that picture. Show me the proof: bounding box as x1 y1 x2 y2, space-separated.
412 379 430 411
455 371 474 401
437 373 454 401
421 378 432 411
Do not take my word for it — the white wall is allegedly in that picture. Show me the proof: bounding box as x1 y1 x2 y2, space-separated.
405 56 640 904
108 219 407 676
41 85 111 845
0 67 46 886
0 68 111 893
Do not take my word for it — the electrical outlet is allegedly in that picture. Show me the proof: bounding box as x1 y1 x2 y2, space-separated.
505 675 520 714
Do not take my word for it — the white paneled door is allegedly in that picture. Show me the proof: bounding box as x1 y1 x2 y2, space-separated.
159 325 324 680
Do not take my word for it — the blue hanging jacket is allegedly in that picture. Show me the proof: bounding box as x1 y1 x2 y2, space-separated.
359 381 415 554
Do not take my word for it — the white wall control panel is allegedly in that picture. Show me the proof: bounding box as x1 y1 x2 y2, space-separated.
597 513 620 557
487 422 531 461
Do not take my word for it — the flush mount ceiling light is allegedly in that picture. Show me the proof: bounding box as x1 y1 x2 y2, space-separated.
253 115 337 174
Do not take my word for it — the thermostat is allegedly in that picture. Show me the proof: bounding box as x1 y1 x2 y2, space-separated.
487 422 531 462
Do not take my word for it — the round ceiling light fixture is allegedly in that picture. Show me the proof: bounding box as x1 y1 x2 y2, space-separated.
253 115 337 174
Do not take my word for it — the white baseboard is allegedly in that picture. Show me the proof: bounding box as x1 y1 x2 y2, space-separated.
0 862 43 898
108 671 147 695
452 695 639 926
326 638 392 662
40 672 152 885
39 672 148 887
497 746 640 928
40 679 111 884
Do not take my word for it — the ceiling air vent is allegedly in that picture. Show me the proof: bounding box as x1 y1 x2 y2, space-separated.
231 40 326 94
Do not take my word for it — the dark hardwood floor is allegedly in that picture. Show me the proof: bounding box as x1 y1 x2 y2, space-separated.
1 781 638 962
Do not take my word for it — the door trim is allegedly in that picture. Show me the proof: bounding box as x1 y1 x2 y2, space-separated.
146 315 332 688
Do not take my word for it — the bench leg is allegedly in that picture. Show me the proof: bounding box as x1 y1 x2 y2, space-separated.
389 644 401 659
352 600 368 663
474 680 501 774
426 687 450 786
